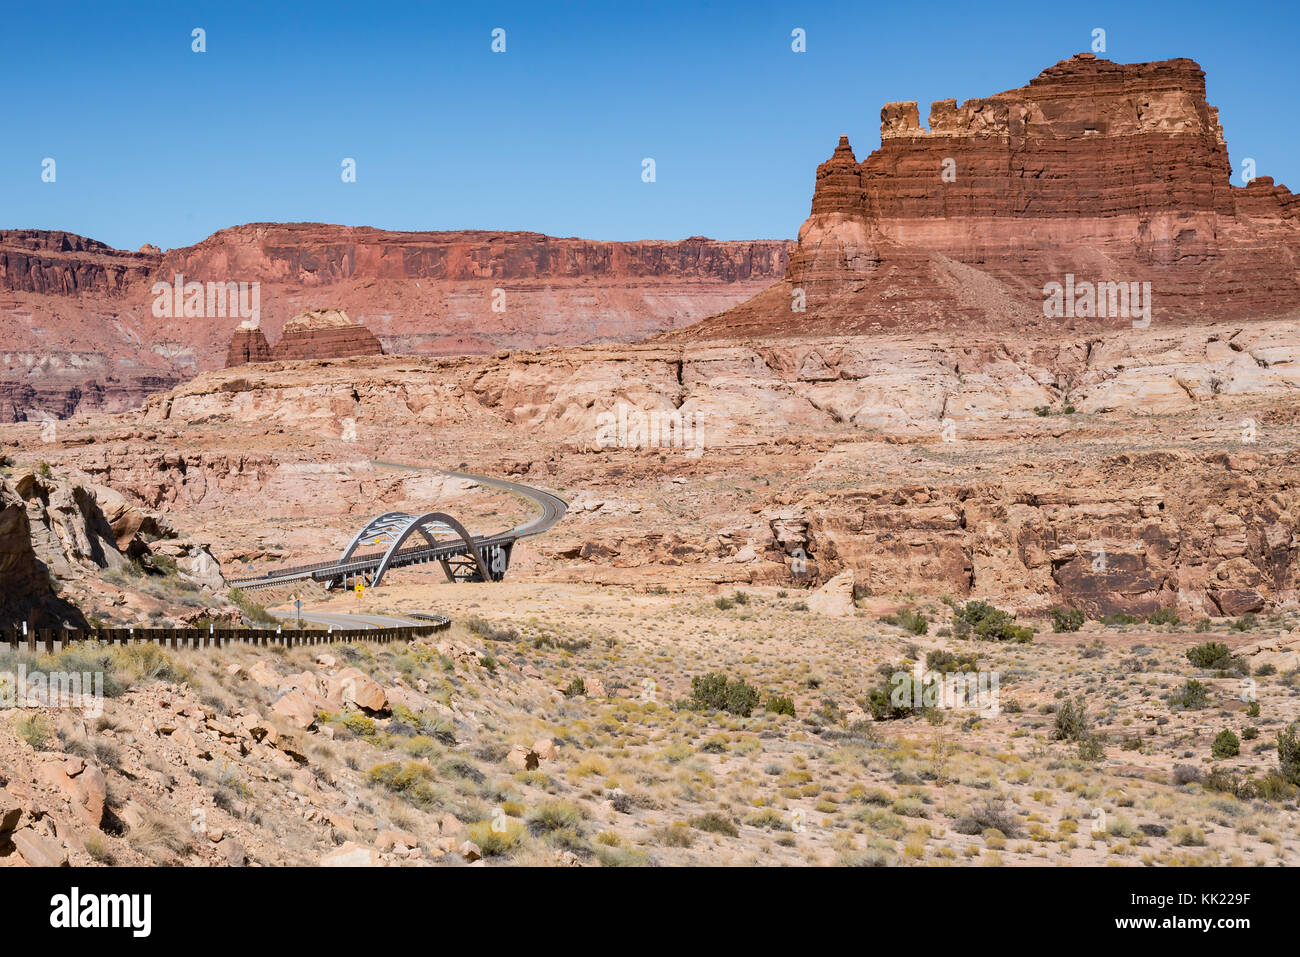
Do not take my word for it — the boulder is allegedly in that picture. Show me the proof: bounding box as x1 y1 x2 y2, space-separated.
805 568 856 617
320 842 379 867
271 690 317 730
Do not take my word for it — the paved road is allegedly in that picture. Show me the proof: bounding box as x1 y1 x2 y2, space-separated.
372 462 568 539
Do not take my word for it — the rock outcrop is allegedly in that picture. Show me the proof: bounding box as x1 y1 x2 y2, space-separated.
225 326 272 366
677 54 1300 339
228 309 383 366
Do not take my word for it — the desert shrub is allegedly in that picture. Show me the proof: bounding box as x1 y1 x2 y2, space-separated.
366 761 439 808
952 600 1033 643
227 587 275 625
83 832 117 865
689 672 759 717
1211 729 1240 759
885 608 928 636
743 809 790 830
765 694 796 717
1279 721 1300 786
863 668 929 721
952 800 1024 838
1232 614 1257 631
468 819 525 856
1102 612 1140 627
690 812 739 837
1246 700 1261 718
390 704 456 745
1077 734 1106 762
1187 642 1233 670
1147 608 1180 626
525 802 583 835
713 596 735 611
1169 679 1210 710
1050 607 1085 633
926 649 979 672
466 616 519 642
1242 726 1259 741
13 712 54 750
1172 764 1203 786
1051 696 1091 742
563 677 586 697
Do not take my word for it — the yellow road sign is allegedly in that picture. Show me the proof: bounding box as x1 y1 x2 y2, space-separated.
354 582 364 595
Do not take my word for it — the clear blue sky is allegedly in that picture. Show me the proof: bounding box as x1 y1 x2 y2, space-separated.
3 0 1296 250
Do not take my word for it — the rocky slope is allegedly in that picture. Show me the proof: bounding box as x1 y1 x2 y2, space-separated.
8 316 1298 620
677 54 1300 339
0 463 230 629
0 226 789 422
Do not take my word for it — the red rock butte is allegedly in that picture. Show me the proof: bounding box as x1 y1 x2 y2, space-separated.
225 309 384 366
673 53 1300 339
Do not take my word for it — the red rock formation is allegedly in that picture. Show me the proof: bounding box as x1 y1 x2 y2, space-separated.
263 310 382 364
0 226 789 420
676 54 1300 339
225 327 272 366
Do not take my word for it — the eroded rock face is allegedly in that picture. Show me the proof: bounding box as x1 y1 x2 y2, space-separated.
0 226 790 421
680 54 1300 339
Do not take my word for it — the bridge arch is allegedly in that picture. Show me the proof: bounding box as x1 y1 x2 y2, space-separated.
339 511 451 564
371 511 487 587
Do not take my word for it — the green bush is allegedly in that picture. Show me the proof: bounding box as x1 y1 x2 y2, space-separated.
1232 614 1258 631
1186 642 1233 670
863 668 932 721
689 672 760 717
1052 696 1091 743
1102 612 1140 627
765 694 796 717
952 600 1033 643
227 587 276 625
1211 729 1240 759
1169 679 1211 711
1050 607 1085 633
563 677 586 697
1077 734 1106 763
1147 608 1180 626
925 649 979 672
1279 721 1300 786
885 608 928 636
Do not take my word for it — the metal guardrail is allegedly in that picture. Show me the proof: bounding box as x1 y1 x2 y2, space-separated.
0 620 451 653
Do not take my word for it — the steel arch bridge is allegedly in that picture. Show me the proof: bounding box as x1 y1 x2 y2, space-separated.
227 470 566 592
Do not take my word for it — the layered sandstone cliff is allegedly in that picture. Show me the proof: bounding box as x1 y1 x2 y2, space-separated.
0 226 789 421
679 54 1300 339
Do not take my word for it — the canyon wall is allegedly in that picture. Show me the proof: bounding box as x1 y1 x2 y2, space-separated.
0 226 790 421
